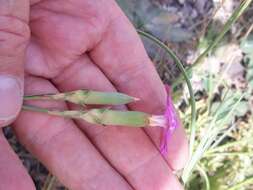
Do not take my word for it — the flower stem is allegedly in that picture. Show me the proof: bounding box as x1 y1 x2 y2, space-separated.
22 105 50 114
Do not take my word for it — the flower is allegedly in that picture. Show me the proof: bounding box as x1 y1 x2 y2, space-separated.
160 85 180 155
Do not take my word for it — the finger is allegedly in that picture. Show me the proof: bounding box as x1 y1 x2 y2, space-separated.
27 0 111 78
54 56 184 190
89 2 189 170
89 1 166 113
13 76 132 190
145 119 189 170
0 130 35 190
0 0 30 126
30 0 41 5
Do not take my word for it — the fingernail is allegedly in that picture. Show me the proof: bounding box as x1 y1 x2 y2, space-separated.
0 75 23 122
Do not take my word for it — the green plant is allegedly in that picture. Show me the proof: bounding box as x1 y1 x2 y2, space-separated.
241 34 253 89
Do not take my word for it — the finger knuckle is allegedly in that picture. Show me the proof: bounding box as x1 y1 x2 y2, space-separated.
116 61 147 86
0 15 30 53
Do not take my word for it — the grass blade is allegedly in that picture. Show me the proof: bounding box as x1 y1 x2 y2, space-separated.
182 92 245 183
207 137 253 153
174 0 253 85
227 176 253 190
196 164 210 190
191 0 253 68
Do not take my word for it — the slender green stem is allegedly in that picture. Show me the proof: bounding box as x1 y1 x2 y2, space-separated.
207 138 253 153
24 95 51 100
196 164 210 190
22 105 49 114
182 92 245 183
191 0 253 68
227 176 253 190
204 152 253 157
174 0 253 86
137 30 197 155
243 22 253 40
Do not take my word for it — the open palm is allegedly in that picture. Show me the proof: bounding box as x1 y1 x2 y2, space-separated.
0 0 188 189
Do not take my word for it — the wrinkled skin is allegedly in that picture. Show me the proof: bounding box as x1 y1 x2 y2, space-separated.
0 0 188 189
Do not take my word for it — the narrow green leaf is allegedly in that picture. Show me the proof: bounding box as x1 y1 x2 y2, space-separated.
228 176 253 190
191 0 253 68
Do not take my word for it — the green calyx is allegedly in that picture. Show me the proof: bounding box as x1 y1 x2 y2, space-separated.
23 105 151 127
24 90 139 106
83 109 150 127
22 90 167 128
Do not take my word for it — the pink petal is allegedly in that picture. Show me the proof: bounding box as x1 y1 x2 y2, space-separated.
160 85 180 155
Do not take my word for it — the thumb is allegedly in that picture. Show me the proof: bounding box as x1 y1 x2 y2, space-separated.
0 0 30 127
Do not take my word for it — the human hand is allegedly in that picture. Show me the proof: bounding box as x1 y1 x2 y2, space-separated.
0 0 189 189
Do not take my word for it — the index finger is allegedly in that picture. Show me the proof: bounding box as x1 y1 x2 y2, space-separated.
89 1 188 169
89 1 166 113
0 0 30 126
